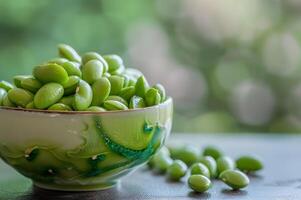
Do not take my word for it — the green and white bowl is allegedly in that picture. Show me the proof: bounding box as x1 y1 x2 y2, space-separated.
0 98 173 191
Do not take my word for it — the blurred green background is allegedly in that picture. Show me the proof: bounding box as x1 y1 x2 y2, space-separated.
1 0 301 133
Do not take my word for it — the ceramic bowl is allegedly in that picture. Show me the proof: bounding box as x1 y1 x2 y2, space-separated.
0 98 173 191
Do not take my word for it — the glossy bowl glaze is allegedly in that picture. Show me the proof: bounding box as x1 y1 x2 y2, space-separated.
0 98 173 191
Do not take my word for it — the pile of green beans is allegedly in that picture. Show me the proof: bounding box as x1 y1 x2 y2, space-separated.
148 145 263 194
0 44 167 111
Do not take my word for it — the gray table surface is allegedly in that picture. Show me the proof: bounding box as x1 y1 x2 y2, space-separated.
1 133 301 200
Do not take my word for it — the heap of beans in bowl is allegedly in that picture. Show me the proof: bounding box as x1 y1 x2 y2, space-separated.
0 44 166 111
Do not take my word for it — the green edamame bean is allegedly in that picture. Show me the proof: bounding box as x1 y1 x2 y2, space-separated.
219 170 249 190
48 103 72 111
81 52 108 72
59 96 74 107
153 84 166 102
82 60 104 84
108 75 124 95
20 77 42 93
13 75 31 88
91 77 111 106
0 81 14 91
48 57 69 65
203 146 223 160
127 76 137 87
159 146 171 157
110 64 125 75
172 146 199 166
167 160 187 181
8 88 34 108
119 86 135 101
118 74 129 87
190 163 210 178
103 72 111 78
86 106 106 112
148 147 170 168
58 44 81 63
2 94 16 107
168 145 181 158
153 153 173 173
148 157 156 168
34 83 64 109
217 156 235 175
236 155 263 172
106 96 128 107
0 88 7 106
125 68 143 79
73 80 93 111
199 156 217 178
61 61 82 77
188 175 211 193
145 88 161 106
103 54 124 73
135 76 149 98
103 100 128 111
129 95 145 109
120 73 136 87
25 102 34 109
62 76 80 96
33 63 69 84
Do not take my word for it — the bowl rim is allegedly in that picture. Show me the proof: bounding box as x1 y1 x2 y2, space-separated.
0 98 172 115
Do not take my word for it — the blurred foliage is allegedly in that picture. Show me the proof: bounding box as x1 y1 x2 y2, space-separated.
1 0 301 133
